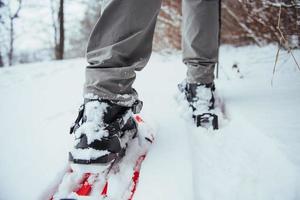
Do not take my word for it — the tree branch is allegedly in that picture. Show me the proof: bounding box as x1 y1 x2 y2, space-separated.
222 3 263 46
10 0 22 19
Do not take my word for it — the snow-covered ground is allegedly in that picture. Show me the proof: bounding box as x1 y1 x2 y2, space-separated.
0 45 299 200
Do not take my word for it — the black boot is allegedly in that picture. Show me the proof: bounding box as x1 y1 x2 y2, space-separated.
69 99 143 164
179 81 218 130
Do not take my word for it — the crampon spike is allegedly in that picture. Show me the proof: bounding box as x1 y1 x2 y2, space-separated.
101 181 108 196
76 173 92 196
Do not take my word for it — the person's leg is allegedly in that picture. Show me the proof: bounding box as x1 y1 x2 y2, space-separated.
84 0 162 106
180 0 220 129
182 0 219 84
70 1 162 164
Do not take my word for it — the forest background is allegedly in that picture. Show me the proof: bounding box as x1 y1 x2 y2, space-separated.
0 0 299 67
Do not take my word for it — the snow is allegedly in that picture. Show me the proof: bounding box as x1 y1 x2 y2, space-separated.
0 45 300 200
74 100 109 145
70 148 110 161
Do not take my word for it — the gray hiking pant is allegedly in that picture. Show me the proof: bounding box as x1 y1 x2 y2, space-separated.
84 0 219 106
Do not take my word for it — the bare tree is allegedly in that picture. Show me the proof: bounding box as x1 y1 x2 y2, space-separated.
0 0 4 67
152 0 300 50
7 0 22 66
0 0 22 66
221 0 300 48
0 52 3 67
50 0 65 60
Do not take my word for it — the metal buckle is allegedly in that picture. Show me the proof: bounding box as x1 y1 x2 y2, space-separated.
132 100 143 114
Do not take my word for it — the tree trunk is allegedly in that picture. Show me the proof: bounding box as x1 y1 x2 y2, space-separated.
55 0 64 60
8 19 14 66
0 52 4 67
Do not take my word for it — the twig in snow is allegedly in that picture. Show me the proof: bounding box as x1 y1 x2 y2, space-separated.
272 5 300 86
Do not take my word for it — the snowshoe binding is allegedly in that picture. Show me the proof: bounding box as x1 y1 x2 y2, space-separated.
178 81 218 130
69 98 143 164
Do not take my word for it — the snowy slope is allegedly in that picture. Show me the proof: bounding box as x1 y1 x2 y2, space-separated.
0 46 299 200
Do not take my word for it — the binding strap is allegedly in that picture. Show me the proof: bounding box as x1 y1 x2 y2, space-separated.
69 100 143 135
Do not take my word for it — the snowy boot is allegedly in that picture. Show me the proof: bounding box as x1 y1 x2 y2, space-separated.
178 81 218 130
69 98 143 164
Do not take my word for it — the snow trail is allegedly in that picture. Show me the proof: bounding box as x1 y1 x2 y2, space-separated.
184 105 298 200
